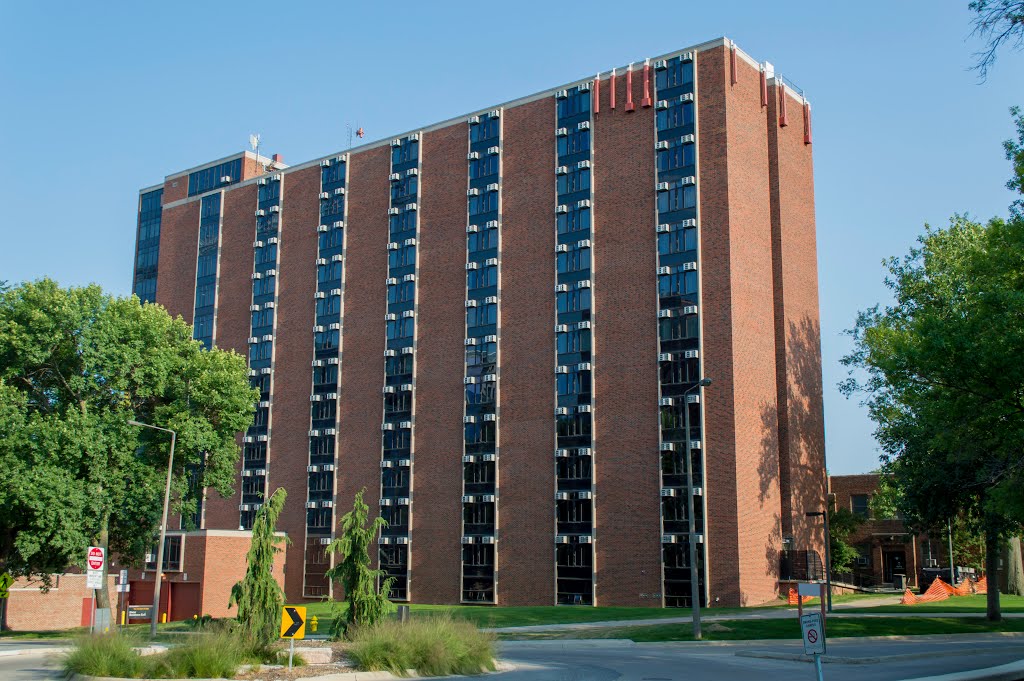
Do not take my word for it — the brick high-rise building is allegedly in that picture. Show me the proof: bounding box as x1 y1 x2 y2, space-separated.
130 37 826 615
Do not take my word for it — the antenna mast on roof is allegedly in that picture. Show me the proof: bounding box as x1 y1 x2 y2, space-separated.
249 133 261 169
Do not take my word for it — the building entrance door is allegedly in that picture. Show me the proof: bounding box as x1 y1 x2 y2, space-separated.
884 550 907 583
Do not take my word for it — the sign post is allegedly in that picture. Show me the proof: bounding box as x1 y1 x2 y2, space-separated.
800 611 826 681
279 606 306 670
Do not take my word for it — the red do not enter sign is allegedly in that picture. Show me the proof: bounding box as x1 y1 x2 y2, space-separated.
87 547 104 571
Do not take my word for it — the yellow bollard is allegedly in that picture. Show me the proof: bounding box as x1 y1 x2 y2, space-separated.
310 615 318 633
121 611 126 625
161 613 167 624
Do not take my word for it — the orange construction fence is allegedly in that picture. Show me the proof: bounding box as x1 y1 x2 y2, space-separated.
900 576 987 605
787 588 815 605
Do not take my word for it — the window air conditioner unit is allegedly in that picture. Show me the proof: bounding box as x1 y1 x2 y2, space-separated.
320 191 331 199
577 121 590 130
556 166 568 175
654 59 667 70
321 159 332 167
269 206 280 213
220 175 232 183
655 141 669 150
556 127 568 137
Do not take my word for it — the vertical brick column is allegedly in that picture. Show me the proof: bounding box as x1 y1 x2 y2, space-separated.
204 184 258 530
767 85 826 558
155 201 200 321
272 165 320 602
335 146 390 548
412 123 468 603
698 45 782 606
592 72 662 606
499 98 557 605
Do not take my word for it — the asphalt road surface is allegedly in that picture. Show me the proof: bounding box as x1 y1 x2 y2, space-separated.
494 636 1024 681
0 652 64 681
1 635 1022 680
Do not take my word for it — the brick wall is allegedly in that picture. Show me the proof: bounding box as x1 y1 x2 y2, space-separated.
592 70 663 606
498 97 557 605
335 146 391 567
272 164 320 602
203 183 258 530
411 123 468 603
6 574 116 631
767 84 827 557
154 201 199 321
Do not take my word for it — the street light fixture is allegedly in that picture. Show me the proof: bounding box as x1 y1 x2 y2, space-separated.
806 503 833 613
127 419 176 638
682 377 711 640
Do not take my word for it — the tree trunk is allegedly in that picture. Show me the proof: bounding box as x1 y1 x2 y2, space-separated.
1006 536 1024 597
984 515 1001 622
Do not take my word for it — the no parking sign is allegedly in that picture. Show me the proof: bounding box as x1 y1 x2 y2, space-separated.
800 611 826 655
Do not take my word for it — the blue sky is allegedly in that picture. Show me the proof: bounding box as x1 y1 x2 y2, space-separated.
2 1 1021 475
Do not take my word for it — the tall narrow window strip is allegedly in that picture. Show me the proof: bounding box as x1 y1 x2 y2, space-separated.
554 85 595 606
461 111 501 604
653 53 706 609
240 174 284 530
303 156 347 598
379 135 422 601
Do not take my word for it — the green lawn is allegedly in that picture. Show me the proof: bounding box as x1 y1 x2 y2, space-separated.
292 602 765 631
845 594 1024 614
500 616 1024 642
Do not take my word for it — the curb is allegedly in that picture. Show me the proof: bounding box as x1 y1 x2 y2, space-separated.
898 659 1024 681
735 645 1024 665
68 660 513 681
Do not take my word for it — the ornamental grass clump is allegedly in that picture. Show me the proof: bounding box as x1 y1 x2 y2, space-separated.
348 615 496 677
63 632 144 678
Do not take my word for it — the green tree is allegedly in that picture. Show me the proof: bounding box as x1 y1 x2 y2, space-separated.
829 507 865 575
325 489 394 638
229 487 288 649
841 111 1024 621
0 279 257 621
969 1 1024 79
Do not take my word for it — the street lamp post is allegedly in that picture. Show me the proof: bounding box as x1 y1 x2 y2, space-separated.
682 377 711 641
806 506 833 613
127 419 176 639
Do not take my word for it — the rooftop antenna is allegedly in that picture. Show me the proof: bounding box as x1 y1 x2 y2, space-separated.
249 133 261 168
346 124 365 150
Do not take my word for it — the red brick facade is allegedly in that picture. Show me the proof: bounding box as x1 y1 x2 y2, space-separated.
109 38 824 612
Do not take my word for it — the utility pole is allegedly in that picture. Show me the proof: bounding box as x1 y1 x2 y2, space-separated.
128 419 176 638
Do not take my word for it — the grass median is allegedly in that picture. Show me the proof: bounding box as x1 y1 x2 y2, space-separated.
500 616 1024 642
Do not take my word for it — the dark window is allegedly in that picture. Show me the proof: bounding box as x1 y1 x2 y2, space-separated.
657 101 695 131
322 162 345 185
467 303 497 327
658 223 697 255
389 244 416 268
557 246 591 274
391 176 418 201
658 268 698 297
557 130 590 157
557 289 591 313
387 281 415 304
465 421 496 445
557 329 591 355
557 369 591 397
386 317 414 340
557 206 591 234
315 329 339 351
469 155 499 179
469 226 498 252
465 379 496 405
466 342 497 368
145 536 183 571
188 158 242 196
657 185 697 213
255 244 278 265
391 139 419 164
386 354 414 377
557 168 590 195
467 265 497 290
660 356 700 385
851 494 871 518
659 316 700 341
318 261 342 283
557 89 591 118
557 499 592 524
657 143 696 172
312 399 336 421
319 227 344 250
656 60 694 90
389 212 416 236
470 118 499 143
469 191 499 216
316 295 341 317
557 413 592 437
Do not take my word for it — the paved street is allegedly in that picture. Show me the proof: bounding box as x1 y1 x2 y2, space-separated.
494 635 1024 681
0 652 63 681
